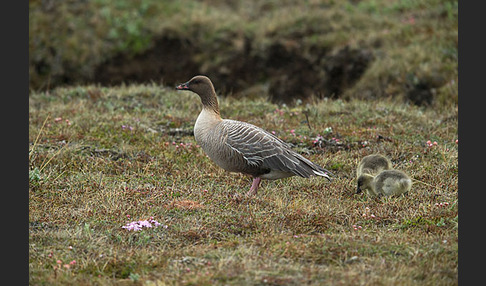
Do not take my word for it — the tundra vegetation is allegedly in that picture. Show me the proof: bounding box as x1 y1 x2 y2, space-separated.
29 0 457 285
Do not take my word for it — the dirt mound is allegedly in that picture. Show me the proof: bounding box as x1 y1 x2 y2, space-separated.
93 34 374 104
29 0 457 108
93 36 200 87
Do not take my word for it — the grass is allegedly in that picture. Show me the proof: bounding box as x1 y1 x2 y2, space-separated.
29 83 458 285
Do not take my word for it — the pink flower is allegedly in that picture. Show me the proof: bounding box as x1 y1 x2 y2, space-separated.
122 219 167 231
139 220 153 228
69 260 76 265
56 260 62 264
435 202 450 208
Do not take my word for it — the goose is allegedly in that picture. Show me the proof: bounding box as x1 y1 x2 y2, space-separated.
356 154 392 196
175 75 332 196
356 154 392 179
357 169 412 197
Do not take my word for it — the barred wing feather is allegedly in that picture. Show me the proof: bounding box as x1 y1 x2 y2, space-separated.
221 120 331 179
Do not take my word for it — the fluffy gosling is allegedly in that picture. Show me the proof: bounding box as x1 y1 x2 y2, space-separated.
357 169 412 197
356 154 392 178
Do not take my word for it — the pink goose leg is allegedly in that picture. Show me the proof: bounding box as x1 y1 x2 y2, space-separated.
246 177 261 196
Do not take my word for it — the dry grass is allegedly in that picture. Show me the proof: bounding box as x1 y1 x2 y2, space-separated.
29 83 457 285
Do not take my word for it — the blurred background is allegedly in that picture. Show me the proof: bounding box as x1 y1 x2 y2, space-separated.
29 0 458 107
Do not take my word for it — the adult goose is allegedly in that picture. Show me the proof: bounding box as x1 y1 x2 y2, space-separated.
175 75 332 196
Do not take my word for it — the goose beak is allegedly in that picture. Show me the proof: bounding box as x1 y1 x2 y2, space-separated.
175 82 190 90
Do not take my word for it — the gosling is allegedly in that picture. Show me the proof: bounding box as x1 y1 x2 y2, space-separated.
356 169 412 197
356 154 392 178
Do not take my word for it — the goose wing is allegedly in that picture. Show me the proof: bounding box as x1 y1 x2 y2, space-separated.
221 120 331 179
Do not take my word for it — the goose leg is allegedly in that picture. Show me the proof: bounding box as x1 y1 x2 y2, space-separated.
246 177 261 196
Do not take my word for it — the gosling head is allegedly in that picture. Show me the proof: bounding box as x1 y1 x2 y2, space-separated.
356 173 375 194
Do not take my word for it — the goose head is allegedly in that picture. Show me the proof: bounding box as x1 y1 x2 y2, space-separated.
176 75 219 113
356 173 374 194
